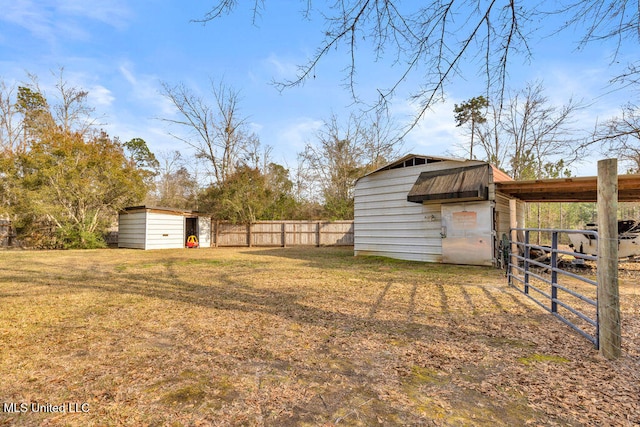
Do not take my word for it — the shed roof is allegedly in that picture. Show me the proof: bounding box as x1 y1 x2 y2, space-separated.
407 164 491 203
357 154 462 181
120 205 200 216
358 154 513 182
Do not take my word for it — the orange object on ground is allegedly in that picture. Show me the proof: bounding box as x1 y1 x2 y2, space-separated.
186 235 199 248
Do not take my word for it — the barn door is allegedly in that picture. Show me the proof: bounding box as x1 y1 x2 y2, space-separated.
198 218 211 248
441 202 493 266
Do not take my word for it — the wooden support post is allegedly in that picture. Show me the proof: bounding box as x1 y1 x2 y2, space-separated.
316 222 321 247
524 230 530 295
248 223 253 248
281 222 286 248
509 199 518 271
597 158 621 359
214 220 219 248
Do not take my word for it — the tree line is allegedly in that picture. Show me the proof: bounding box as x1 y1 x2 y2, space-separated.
0 73 147 248
156 80 400 222
453 82 640 229
0 71 400 248
198 0 640 232
1 70 639 249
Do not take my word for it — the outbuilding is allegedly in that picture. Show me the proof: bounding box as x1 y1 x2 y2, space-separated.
118 206 211 250
354 154 524 266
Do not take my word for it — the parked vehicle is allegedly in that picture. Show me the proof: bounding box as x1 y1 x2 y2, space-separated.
568 220 640 259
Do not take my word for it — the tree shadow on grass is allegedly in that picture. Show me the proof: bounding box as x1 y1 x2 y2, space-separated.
0 249 538 344
2 250 627 426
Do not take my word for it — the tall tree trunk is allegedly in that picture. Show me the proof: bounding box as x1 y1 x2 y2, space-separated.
470 120 475 160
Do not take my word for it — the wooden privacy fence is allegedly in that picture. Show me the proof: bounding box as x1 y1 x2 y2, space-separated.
212 220 354 247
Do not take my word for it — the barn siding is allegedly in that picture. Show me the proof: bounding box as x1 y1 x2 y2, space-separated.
495 192 526 237
145 213 185 250
354 158 519 264
495 192 512 241
118 212 147 249
354 163 454 262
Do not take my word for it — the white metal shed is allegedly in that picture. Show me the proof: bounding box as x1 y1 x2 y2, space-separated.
118 206 211 250
354 154 524 266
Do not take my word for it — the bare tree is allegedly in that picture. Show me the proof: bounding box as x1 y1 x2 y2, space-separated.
299 112 399 218
359 108 403 169
0 79 21 153
160 79 257 185
476 103 509 170
462 82 582 179
594 103 640 173
150 150 199 209
198 1 638 129
11 71 100 146
50 68 98 136
299 113 363 200
502 82 581 180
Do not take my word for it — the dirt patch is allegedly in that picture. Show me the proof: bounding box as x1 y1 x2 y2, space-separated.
0 247 638 426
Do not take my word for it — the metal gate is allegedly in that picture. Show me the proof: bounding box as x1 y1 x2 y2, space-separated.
507 228 599 348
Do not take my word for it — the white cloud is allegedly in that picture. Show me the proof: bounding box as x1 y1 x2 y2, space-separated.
255 117 324 166
58 0 132 29
0 1 53 40
249 122 264 134
263 53 299 81
119 64 137 86
118 62 176 117
277 117 323 149
0 0 132 43
396 97 468 158
88 85 114 107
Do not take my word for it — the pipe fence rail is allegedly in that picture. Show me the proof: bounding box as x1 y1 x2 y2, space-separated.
508 228 599 348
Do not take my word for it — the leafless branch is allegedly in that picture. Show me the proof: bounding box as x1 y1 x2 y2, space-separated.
197 1 639 133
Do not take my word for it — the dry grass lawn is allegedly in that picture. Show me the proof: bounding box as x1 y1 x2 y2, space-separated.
0 247 638 426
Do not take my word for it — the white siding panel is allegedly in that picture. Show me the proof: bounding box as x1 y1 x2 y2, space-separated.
145 213 185 249
355 247 443 262
118 212 147 249
354 163 446 262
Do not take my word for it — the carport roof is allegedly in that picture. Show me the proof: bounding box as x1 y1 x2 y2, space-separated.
495 174 640 202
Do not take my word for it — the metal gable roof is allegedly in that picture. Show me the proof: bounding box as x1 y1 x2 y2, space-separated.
120 205 199 216
356 154 464 182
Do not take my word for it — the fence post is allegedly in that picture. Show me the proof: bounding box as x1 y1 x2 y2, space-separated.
248 223 252 248
551 231 558 313
214 220 219 248
316 222 321 247
524 230 530 295
597 158 621 359
281 222 286 248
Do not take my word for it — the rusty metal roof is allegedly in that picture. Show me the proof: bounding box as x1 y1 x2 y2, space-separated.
407 164 490 203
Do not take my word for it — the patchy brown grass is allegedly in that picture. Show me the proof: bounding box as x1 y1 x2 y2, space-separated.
0 247 638 426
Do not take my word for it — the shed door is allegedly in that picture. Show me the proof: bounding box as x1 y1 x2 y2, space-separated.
198 218 211 248
441 202 492 266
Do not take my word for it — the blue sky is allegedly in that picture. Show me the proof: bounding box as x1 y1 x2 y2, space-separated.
0 1 635 178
